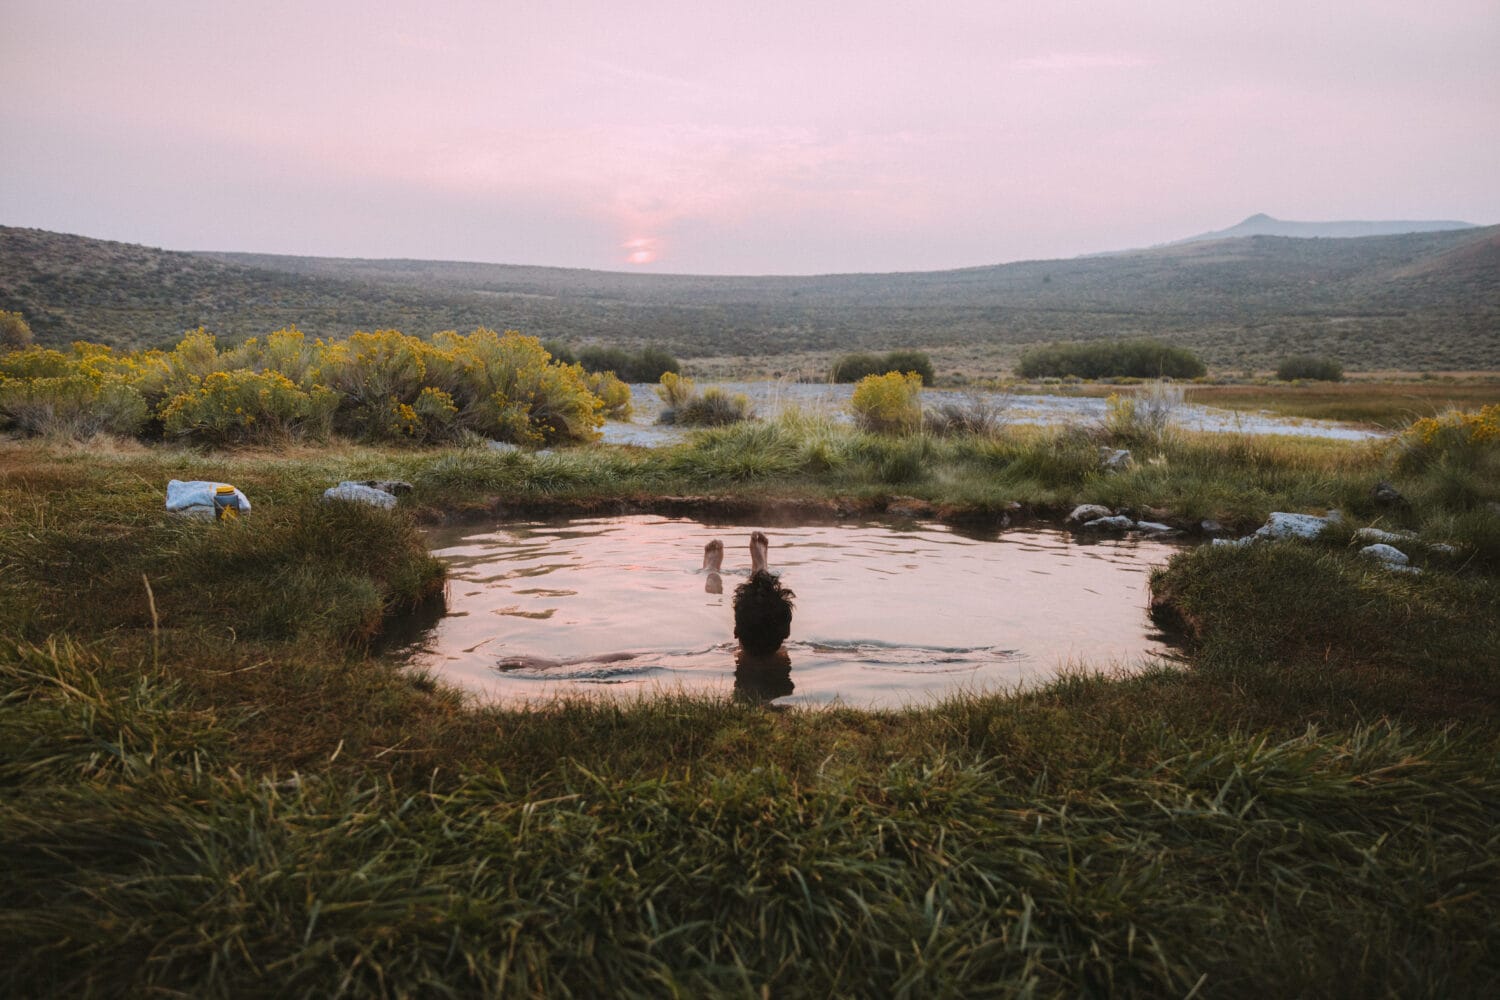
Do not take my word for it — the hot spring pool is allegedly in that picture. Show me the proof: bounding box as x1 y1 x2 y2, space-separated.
393 515 1190 707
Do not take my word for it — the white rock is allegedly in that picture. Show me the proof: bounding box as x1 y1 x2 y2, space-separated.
323 482 398 508
1358 543 1409 566
1135 521 1175 534
1082 515 1136 531
1212 536 1256 548
1099 448 1133 472
1254 512 1337 541
1352 527 1417 545
1066 504 1114 525
1427 543 1459 557
487 440 521 454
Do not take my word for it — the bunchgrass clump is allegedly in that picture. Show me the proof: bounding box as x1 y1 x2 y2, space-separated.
1102 379 1185 448
924 392 1010 436
655 373 754 427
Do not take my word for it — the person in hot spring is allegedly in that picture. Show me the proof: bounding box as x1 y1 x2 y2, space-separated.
703 531 796 656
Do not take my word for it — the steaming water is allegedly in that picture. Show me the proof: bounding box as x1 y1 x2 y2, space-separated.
394 516 1191 707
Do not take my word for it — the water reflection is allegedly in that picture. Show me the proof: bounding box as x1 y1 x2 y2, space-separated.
398 516 1193 708
734 649 794 704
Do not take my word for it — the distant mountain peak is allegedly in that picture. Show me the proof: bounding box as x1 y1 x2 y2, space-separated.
1174 214 1478 246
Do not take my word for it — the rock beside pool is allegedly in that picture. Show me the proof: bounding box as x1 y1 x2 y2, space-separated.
1066 504 1114 525
1254 511 1341 541
1359 543 1409 565
1199 519 1227 536
1353 526 1416 546
1135 521 1178 535
323 482 399 509
1080 515 1136 531
1211 510 1341 547
1371 481 1410 510
1359 543 1423 573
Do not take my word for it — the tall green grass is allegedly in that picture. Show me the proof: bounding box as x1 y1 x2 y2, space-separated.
3 406 1499 996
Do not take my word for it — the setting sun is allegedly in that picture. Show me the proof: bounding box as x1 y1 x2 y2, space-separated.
622 237 659 265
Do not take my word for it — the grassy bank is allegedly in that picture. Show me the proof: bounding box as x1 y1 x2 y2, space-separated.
3 414 1498 996
1185 380 1500 428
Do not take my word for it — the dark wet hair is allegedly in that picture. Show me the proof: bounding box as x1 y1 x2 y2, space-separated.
733 569 796 656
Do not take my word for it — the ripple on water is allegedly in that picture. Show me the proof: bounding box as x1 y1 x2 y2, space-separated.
396 516 1192 707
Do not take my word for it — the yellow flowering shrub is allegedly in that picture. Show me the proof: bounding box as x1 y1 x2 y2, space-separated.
314 329 429 409
160 370 334 444
0 325 610 446
0 346 149 436
220 326 319 386
0 372 147 437
655 371 695 410
0 346 76 381
1397 404 1500 471
583 369 633 420
850 371 923 434
427 329 602 445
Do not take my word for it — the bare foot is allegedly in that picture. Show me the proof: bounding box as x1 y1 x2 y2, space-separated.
703 539 724 572
749 531 769 573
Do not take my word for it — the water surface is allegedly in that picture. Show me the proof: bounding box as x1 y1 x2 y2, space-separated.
396 516 1188 707
598 382 1386 447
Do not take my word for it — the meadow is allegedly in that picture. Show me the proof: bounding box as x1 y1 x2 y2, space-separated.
3 352 1499 995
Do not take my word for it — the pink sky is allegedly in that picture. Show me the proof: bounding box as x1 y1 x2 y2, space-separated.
3 1 1497 274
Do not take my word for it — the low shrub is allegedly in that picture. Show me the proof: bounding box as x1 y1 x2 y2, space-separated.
674 388 754 427
925 393 1009 436
851 371 923 434
832 350 935 384
1396 404 1500 473
656 373 753 426
1103 380 1185 448
0 309 33 351
582 369 633 420
578 344 680 382
654 372 696 411
159 369 336 444
0 327 610 446
541 340 579 366
0 372 148 437
1016 339 1206 379
1276 355 1344 381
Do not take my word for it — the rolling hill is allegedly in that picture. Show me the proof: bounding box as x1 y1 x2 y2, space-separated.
2 223 1497 373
